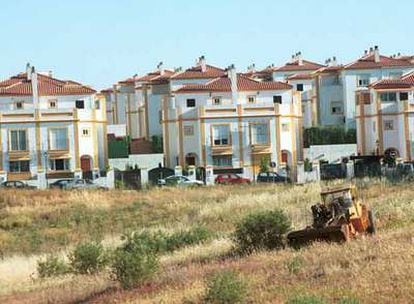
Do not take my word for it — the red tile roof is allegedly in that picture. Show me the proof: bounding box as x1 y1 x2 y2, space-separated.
344 54 414 70
371 72 414 89
136 70 174 83
171 64 225 80
314 65 344 74
0 73 96 96
273 59 325 72
287 73 314 80
174 74 292 93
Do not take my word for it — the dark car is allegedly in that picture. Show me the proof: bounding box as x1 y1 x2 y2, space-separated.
256 172 289 183
49 179 74 189
215 174 251 185
0 181 37 189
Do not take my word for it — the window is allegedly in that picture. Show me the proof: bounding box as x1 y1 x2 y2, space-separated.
213 97 221 105
212 125 230 145
384 120 394 131
296 84 304 92
373 121 376 132
9 161 30 173
48 99 57 108
247 96 256 103
357 75 370 87
186 99 196 107
400 92 409 101
184 126 194 136
380 92 397 102
212 156 232 167
15 101 23 109
251 123 268 145
49 159 70 171
10 130 27 151
95 100 100 109
76 100 85 109
273 95 282 104
49 128 68 150
282 123 290 132
331 101 343 115
82 128 90 136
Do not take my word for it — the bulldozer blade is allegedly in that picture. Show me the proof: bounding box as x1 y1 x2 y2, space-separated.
287 225 349 248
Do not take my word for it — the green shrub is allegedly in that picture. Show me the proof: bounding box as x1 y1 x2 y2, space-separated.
111 235 159 289
303 126 356 147
37 255 70 278
287 295 327 304
124 226 211 254
233 209 291 254
203 271 248 304
69 242 107 274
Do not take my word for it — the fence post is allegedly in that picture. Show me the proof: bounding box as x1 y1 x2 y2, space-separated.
37 170 47 189
106 169 115 189
187 165 196 181
296 161 305 184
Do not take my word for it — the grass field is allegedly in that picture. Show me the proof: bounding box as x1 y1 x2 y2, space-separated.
1 180 414 303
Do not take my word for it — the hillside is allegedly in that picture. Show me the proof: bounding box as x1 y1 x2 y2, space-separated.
0 181 413 303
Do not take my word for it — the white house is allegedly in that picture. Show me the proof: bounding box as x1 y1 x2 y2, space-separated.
340 46 414 129
0 64 107 184
163 65 303 180
356 71 414 160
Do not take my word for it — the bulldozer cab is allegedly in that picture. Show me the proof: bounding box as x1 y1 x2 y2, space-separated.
320 185 356 207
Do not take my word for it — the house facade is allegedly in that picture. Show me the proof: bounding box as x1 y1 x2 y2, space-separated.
340 46 414 129
271 53 325 128
0 64 107 183
355 72 414 160
163 66 303 180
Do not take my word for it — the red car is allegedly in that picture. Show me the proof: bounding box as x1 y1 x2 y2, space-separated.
215 174 251 185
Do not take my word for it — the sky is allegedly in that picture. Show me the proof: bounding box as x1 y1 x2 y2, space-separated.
1 0 413 89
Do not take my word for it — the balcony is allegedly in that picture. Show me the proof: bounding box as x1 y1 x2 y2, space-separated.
211 145 233 155
250 143 271 154
8 150 30 161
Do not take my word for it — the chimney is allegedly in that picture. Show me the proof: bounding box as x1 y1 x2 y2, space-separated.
157 61 164 75
247 63 256 73
374 45 380 63
291 54 295 63
198 55 207 72
332 56 337 66
369 47 374 54
364 50 368 56
48 70 53 78
26 63 31 80
31 67 39 109
297 52 303 65
227 64 238 104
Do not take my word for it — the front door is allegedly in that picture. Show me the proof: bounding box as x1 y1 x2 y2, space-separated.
80 155 92 172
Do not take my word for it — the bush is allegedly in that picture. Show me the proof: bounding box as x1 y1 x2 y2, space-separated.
111 235 159 289
303 127 356 148
287 295 327 304
233 209 291 254
37 255 70 278
203 271 248 304
69 242 107 274
123 226 211 255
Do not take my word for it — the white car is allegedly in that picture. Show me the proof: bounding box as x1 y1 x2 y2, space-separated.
158 175 204 187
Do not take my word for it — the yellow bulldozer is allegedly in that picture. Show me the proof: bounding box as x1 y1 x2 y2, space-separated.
287 185 376 247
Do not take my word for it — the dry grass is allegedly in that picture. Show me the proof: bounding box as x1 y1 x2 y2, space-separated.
1 181 414 303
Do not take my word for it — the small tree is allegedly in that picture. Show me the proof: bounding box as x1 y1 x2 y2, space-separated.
204 271 248 304
234 209 291 254
69 242 107 274
259 155 270 173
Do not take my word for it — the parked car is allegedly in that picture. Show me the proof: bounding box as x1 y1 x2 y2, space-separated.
0 181 37 189
64 179 107 190
49 179 74 189
215 174 250 185
256 172 290 183
158 175 204 187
